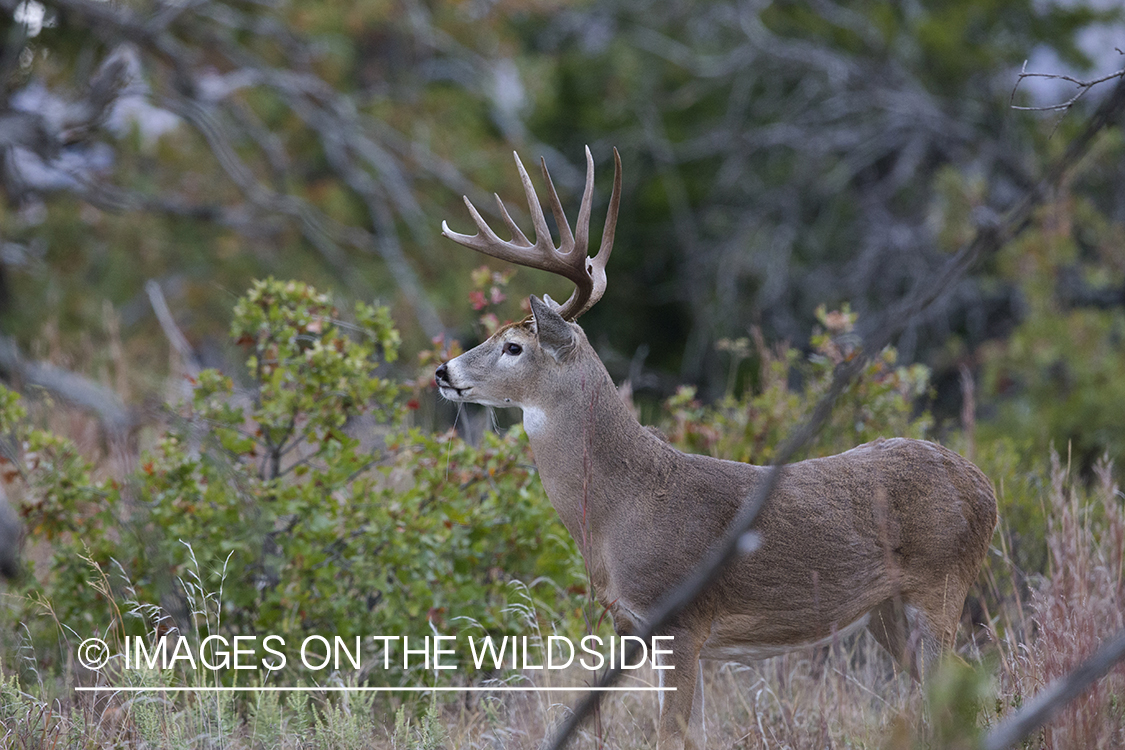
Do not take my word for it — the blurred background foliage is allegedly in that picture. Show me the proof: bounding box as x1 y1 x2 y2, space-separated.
0 0 1124 730
0 0 1122 438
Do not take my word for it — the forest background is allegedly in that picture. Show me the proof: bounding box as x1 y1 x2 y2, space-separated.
0 0 1124 747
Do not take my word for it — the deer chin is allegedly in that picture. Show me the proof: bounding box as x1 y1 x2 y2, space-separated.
437 383 472 402
438 384 518 410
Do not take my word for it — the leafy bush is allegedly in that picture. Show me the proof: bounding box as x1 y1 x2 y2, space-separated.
4 279 579 682
978 189 1125 477
663 305 932 463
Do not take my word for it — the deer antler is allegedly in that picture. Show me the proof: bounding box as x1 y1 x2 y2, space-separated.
441 146 622 321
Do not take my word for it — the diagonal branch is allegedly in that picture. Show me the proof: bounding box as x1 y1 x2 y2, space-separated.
0 336 132 436
545 69 1125 750
983 628 1125 750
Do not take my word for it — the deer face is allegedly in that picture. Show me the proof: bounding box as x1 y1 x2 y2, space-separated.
435 296 581 412
436 148 618 422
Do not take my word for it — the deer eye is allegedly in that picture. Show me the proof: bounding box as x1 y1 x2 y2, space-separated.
502 342 523 356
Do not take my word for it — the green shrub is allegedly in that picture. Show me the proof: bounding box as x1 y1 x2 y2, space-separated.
978 191 1125 478
4 279 581 684
663 305 932 463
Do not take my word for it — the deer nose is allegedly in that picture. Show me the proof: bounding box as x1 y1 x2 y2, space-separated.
435 362 449 385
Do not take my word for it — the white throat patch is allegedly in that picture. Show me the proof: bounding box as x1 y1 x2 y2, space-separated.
523 406 548 436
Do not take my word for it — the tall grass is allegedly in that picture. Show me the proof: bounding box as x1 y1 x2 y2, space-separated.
989 456 1125 750
2 455 1123 748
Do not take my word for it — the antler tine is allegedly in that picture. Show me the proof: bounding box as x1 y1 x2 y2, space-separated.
512 152 558 260
599 147 623 268
441 147 622 321
573 146 595 262
555 146 622 320
538 157 576 255
494 193 531 247
440 196 520 261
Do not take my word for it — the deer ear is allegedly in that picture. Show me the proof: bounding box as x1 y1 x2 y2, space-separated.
530 295 577 361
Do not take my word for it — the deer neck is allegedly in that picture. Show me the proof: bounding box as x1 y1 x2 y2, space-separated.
521 354 667 549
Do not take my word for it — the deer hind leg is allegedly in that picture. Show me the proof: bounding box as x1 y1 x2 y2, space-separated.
867 596 943 681
655 625 706 750
689 660 706 747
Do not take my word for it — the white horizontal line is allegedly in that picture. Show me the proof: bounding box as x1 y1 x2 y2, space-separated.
75 686 674 693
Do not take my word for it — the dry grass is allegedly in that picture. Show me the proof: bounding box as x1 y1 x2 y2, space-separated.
386 641 919 749
3 454 1124 748
986 455 1125 750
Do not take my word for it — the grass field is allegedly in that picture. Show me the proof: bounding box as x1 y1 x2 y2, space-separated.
1 454 1122 748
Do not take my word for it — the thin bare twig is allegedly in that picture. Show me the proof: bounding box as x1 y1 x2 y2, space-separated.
145 280 201 379
1011 57 1125 114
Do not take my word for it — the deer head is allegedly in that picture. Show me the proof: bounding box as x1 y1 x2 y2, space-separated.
435 295 587 409
435 146 621 422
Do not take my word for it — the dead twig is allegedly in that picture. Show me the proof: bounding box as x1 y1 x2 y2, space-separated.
145 279 201 380
1011 55 1125 114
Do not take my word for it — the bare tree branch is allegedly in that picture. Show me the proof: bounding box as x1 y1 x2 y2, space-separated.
1011 56 1125 113
0 336 132 435
145 279 201 379
0 485 20 580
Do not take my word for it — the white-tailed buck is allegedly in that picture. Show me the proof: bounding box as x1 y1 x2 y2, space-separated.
435 147 997 748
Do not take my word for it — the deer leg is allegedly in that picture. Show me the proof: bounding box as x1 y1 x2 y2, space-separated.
868 596 919 678
869 596 947 681
904 604 942 681
689 660 706 746
909 574 974 680
656 625 706 750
